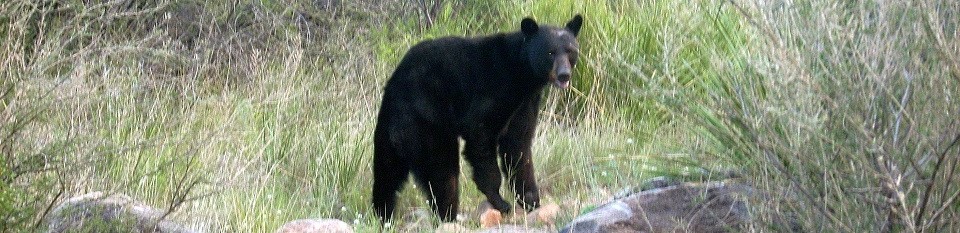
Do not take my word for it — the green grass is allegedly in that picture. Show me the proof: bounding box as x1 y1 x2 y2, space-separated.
2 0 743 231
670 1 960 231
4 0 958 232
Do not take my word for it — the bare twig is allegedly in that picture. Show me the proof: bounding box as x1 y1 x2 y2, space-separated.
417 0 434 29
928 133 960 229
31 167 68 230
915 133 960 229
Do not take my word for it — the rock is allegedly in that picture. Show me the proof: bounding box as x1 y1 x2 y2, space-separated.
638 176 682 192
561 181 752 232
614 176 683 200
435 223 468 233
475 201 505 228
524 203 559 226
479 208 503 228
399 208 434 232
475 201 559 228
475 225 551 233
275 219 353 233
46 192 194 233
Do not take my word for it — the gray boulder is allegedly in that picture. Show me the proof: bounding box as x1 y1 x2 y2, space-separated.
561 181 751 233
46 192 194 233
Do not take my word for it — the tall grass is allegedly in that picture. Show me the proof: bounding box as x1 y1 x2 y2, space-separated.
2 0 740 231
656 0 960 231
11 0 951 232
1 0 390 231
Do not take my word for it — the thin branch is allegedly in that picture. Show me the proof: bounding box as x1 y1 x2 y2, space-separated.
925 180 960 230
925 131 960 230
31 169 67 230
915 133 960 229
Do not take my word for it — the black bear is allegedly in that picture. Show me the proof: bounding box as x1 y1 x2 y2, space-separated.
373 15 583 221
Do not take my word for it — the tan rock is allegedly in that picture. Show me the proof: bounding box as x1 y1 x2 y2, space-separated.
275 219 353 233
400 208 434 232
474 224 552 233
435 222 469 233
474 201 505 228
525 203 559 225
479 208 503 228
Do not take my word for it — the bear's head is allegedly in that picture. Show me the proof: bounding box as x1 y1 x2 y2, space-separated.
521 15 583 89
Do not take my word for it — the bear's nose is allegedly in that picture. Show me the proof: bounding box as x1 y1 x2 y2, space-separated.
557 70 571 82
553 56 572 84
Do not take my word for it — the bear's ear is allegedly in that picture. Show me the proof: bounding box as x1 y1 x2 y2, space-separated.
521 17 539 36
566 14 583 36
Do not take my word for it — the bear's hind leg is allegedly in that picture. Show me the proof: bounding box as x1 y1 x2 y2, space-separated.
372 153 408 222
410 132 461 221
373 123 409 222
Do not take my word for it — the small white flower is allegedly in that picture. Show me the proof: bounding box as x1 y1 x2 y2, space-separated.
626 138 634 144
601 171 608 177
384 222 392 228
353 219 360 225
341 206 347 212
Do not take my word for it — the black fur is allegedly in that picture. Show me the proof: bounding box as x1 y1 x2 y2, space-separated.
373 15 583 222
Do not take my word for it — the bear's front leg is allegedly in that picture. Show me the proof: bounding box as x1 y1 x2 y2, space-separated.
464 134 512 213
498 138 541 211
498 96 542 211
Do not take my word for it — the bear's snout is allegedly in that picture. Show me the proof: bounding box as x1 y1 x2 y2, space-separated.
557 71 571 82
552 56 573 88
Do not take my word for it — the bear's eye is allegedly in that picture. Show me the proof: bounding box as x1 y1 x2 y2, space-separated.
547 52 554 56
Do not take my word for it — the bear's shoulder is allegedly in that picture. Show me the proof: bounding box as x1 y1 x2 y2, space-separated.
409 36 474 51
414 33 520 50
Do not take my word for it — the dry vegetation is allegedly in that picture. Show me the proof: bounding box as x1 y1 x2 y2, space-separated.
1 0 958 232
698 1 960 231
